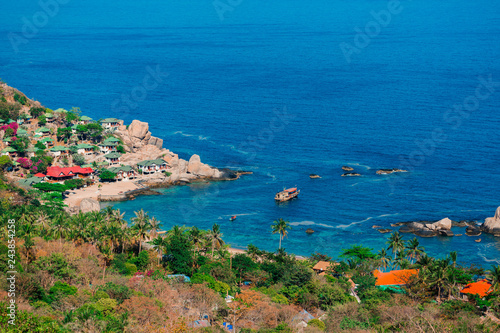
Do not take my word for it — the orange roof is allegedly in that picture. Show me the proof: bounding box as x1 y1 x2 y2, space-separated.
373 269 418 286
460 279 492 297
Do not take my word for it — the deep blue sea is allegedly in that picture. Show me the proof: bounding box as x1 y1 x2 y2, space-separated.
1 0 500 267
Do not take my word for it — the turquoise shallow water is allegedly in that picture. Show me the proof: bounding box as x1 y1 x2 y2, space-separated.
1 0 500 266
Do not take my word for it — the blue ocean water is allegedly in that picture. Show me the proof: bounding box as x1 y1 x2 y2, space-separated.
1 0 500 266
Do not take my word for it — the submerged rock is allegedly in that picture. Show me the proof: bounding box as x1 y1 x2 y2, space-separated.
342 166 354 171
466 225 482 236
341 172 361 177
439 230 454 237
306 228 315 234
309 174 321 179
377 228 392 234
376 168 407 175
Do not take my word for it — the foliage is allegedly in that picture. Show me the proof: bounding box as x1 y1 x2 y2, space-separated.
72 153 86 166
117 145 126 153
30 107 46 118
38 114 46 125
0 303 60 332
0 100 21 120
100 169 116 181
307 319 326 331
33 183 67 192
10 136 29 154
64 178 84 190
13 92 28 105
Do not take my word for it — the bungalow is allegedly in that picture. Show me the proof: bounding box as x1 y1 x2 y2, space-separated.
99 141 117 153
17 115 31 125
373 269 418 292
48 146 70 157
312 261 339 276
36 127 51 137
26 147 38 158
76 143 96 155
100 118 123 131
460 279 492 299
45 113 56 123
107 165 137 181
18 176 44 188
39 137 54 147
79 115 93 124
3 137 14 146
46 166 94 182
82 161 109 168
104 152 121 165
137 158 169 174
1 147 17 158
16 128 28 137
104 137 121 144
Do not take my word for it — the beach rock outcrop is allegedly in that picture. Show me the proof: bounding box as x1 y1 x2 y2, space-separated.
310 174 321 179
398 218 452 237
114 120 162 152
79 198 100 213
342 166 354 171
376 168 407 175
482 207 500 236
187 154 222 178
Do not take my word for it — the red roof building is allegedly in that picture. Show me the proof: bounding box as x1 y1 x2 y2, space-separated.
460 279 492 298
46 166 94 180
34 173 46 178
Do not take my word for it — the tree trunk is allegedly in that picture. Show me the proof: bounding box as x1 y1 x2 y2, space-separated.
279 235 282 249
211 241 215 260
139 235 142 253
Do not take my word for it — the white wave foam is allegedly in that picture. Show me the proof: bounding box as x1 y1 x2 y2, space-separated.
289 221 336 229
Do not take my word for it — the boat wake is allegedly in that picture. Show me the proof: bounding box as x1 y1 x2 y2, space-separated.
290 221 336 229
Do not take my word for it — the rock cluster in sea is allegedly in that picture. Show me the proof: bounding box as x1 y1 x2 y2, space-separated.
397 217 453 237
481 206 500 236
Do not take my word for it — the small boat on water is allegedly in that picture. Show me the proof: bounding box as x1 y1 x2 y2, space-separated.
230 216 237 221
275 187 300 202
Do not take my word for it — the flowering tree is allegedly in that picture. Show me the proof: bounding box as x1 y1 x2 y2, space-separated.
0 122 19 136
16 157 33 169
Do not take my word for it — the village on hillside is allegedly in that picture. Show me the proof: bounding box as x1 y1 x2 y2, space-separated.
0 82 223 211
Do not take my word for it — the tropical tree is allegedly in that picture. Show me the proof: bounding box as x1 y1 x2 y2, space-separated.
387 231 405 260
50 213 68 244
188 226 203 255
148 217 162 238
377 248 391 270
150 235 168 265
131 209 151 253
208 223 224 259
487 265 500 292
271 218 292 250
406 237 425 263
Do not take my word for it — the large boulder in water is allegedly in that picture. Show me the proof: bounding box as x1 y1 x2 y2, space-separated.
482 207 500 236
432 217 452 230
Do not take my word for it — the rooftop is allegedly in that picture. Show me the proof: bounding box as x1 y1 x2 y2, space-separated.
460 279 492 298
104 152 122 159
373 269 418 286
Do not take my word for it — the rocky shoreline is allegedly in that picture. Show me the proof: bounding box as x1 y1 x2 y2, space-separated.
371 207 500 238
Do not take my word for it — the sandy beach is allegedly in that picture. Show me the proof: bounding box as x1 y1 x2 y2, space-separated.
64 181 141 208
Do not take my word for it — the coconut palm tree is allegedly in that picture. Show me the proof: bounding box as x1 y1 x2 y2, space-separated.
406 237 425 263
208 223 224 259
50 213 68 244
487 265 500 292
449 251 458 268
387 231 405 260
189 226 203 255
377 248 391 270
131 209 150 253
36 211 51 235
271 218 292 250
416 254 434 269
148 217 162 238
150 235 168 265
